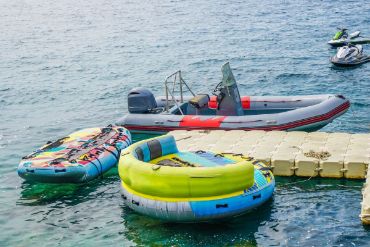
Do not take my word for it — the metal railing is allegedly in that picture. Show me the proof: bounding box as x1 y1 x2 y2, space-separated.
164 70 195 115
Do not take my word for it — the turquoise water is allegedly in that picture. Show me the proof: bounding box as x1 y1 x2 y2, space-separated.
1 0 370 246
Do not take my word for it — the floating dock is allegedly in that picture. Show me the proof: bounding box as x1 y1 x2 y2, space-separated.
168 130 370 224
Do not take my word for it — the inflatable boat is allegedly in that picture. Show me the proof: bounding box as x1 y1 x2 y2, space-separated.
118 135 275 222
116 63 350 134
18 126 131 183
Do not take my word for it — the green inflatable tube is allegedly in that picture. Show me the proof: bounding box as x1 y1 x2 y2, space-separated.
118 135 255 199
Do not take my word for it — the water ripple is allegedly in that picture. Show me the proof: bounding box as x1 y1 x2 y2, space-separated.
0 0 369 246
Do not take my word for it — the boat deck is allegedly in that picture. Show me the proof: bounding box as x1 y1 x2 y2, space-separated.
168 129 370 224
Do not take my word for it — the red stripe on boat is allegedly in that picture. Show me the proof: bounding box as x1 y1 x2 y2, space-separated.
179 116 227 128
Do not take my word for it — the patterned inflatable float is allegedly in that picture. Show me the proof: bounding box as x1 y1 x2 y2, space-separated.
18 126 131 183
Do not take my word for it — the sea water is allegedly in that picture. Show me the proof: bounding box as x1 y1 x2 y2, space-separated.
0 0 369 246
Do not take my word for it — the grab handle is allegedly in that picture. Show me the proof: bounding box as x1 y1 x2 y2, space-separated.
167 119 183 123
253 194 262 200
55 168 67 173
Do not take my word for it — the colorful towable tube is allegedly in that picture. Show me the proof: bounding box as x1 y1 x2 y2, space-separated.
18 126 131 183
118 135 275 222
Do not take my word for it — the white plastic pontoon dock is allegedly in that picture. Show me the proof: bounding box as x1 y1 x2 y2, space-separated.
168 130 370 224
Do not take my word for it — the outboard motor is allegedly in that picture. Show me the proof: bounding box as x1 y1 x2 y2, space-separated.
214 62 244 116
128 87 157 113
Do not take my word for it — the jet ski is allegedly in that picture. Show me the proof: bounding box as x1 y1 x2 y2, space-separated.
328 28 370 47
330 43 370 67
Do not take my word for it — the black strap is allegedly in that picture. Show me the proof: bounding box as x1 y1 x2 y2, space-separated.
215 152 253 161
103 145 119 161
172 157 197 167
89 157 104 179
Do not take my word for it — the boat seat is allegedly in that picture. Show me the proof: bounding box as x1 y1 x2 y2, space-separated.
188 94 210 115
189 94 210 109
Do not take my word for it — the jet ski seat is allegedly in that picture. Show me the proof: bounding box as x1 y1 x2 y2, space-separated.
357 45 363 53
